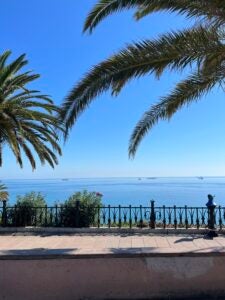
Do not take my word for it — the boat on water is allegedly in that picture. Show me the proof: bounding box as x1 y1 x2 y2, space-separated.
146 177 157 180
197 177 204 180
62 178 69 181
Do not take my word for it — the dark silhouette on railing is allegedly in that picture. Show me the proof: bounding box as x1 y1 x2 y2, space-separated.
0 199 224 231
206 194 218 238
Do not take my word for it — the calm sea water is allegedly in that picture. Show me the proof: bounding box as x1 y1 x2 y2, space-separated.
2 177 225 207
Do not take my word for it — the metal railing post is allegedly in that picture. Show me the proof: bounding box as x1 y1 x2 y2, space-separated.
2 200 7 227
150 200 156 229
205 194 218 239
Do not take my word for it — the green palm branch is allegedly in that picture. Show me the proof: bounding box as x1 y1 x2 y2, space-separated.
0 183 8 201
61 1 225 156
0 51 63 169
84 0 225 33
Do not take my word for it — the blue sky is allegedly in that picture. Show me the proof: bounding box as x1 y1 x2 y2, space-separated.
0 0 225 178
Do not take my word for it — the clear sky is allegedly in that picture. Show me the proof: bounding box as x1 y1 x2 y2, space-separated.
0 0 225 179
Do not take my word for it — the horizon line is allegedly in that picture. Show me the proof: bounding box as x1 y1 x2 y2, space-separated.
1 176 225 180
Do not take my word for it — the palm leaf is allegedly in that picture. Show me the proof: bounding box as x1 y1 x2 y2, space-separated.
0 183 9 201
0 51 63 169
84 0 225 33
61 26 222 136
129 68 223 157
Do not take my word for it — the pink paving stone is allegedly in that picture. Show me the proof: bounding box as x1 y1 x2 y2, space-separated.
192 238 217 251
155 236 171 248
105 237 120 249
131 237 145 248
199 237 222 248
169 237 199 251
118 236 132 248
0 234 225 255
216 238 225 247
93 236 108 249
143 236 158 248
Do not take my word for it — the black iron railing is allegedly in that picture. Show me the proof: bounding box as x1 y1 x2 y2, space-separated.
0 200 224 230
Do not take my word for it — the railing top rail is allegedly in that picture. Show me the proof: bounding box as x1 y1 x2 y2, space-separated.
0 205 222 209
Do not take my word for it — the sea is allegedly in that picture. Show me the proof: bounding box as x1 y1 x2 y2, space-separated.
2 177 225 207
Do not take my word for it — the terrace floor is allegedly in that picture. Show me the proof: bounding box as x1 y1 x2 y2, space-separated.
0 232 225 258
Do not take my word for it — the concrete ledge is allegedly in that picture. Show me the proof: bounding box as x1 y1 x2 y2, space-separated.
1 233 225 299
1 255 225 299
0 226 223 235
1 250 225 261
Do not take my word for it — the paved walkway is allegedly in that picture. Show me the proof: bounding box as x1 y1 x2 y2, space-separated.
0 233 225 257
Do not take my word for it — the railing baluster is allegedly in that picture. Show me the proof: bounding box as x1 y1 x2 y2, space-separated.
45 205 48 227
59 205 63 227
97 206 100 228
50 207 53 226
163 205 166 229
134 208 138 224
174 205 177 229
190 208 194 225
129 205 132 229
124 209 127 224
2 200 7 227
219 206 222 230
55 204 58 227
185 205 188 229
150 201 155 229
102 207 106 225
196 208 199 229
119 205 121 228
202 208 206 226
168 208 172 226
108 205 111 228
140 205 143 228
178 208 183 226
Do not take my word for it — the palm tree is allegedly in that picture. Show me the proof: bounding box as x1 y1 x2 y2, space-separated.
61 0 225 157
0 50 63 169
0 183 8 201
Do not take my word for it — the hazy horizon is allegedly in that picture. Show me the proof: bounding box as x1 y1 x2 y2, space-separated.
1 175 225 180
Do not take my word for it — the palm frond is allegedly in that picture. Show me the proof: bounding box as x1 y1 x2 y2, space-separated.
61 26 222 137
84 0 225 33
0 51 11 69
129 68 224 157
0 51 63 169
135 0 225 27
84 0 146 33
0 183 9 201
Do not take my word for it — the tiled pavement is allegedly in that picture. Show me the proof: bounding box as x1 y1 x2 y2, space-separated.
0 233 225 257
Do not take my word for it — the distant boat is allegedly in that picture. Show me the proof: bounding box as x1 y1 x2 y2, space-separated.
138 178 142 180
62 178 69 181
197 177 204 180
146 177 157 180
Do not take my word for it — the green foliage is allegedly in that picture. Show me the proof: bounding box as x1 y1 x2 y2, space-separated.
8 192 47 226
60 190 103 227
61 0 225 156
16 191 46 207
0 50 63 169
